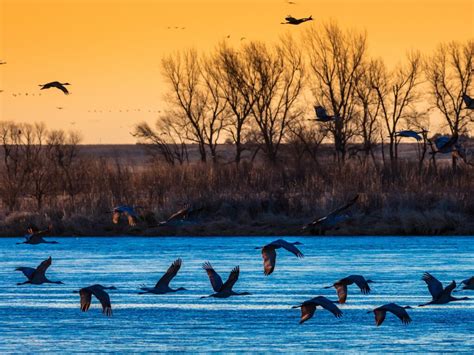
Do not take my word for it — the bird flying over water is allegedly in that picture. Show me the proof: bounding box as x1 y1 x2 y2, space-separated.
112 205 140 226
419 272 470 306
456 277 474 291
292 296 343 324
74 284 116 316
323 274 373 304
367 303 412 326
158 204 203 226
39 81 70 95
15 256 63 285
255 239 304 275
462 94 474 109
201 262 250 298
17 225 57 245
281 15 313 25
139 258 186 294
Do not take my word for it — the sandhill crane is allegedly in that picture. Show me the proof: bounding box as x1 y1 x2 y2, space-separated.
456 277 474 291
292 296 343 324
0 60 6 65
73 284 116 316
323 274 373 304
39 81 70 95
158 204 203 226
462 94 474 109
17 225 58 245
311 105 340 122
201 262 250 298
431 134 458 154
281 15 313 25
15 256 63 285
419 272 470 306
255 239 304 275
139 258 186 294
112 205 140 226
303 195 359 235
367 303 412 326
394 130 424 141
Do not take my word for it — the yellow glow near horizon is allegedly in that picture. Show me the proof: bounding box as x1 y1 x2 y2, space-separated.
0 0 473 143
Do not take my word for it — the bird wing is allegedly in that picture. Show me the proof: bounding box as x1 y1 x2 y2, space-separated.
202 262 224 292
91 288 112 316
56 84 69 95
34 257 52 277
442 280 456 296
271 239 304 258
385 304 411 325
112 211 120 224
165 206 189 223
262 247 276 276
435 134 458 152
156 258 182 288
79 289 92 312
348 275 371 294
335 284 348 304
16 267 36 279
313 296 343 318
221 266 240 292
462 276 474 286
422 272 444 299
299 303 316 324
327 195 359 218
374 309 386 326
314 106 328 119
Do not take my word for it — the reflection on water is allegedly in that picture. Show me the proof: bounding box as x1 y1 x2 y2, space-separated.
0 236 473 352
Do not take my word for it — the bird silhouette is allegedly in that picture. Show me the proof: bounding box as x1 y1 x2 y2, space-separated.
303 195 359 235
255 239 304 275
201 263 250 298
17 225 57 245
112 205 140 226
367 303 412 326
311 105 340 122
139 258 187 294
431 134 458 154
455 277 474 291
394 130 424 141
419 272 470 306
73 284 116 316
16 256 63 285
0 60 6 65
158 204 203 226
462 94 474 109
281 15 313 25
292 296 343 324
39 81 71 95
323 274 374 304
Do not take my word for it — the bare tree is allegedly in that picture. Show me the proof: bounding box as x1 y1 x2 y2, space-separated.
305 22 367 162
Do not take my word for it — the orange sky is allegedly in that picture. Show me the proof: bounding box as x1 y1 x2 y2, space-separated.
1 0 473 143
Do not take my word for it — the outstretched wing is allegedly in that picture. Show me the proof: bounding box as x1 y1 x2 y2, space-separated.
165 206 189 223
79 289 92 312
271 239 304 258
56 84 69 95
221 266 240 292
385 304 411 325
327 195 359 218
91 288 112 316
313 296 343 318
442 280 456 296
262 247 276 276
35 257 52 277
348 275 371 294
202 262 224 292
422 272 444 299
16 267 36 280
156 258 182 288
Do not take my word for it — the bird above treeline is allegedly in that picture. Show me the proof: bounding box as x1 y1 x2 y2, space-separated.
323 274 373 304
419 272 470 307
15 256 63 285
367 303 412 326
201 263 250 298
39 81 71 95
17 224 57 245
292 296 343 324
74 284 116 316
255 239 304 276
281 15 313 25
139 258 186 294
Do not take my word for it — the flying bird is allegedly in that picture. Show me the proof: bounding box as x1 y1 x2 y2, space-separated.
73 284 116 316
367 303 412 326
431 134 458 154
17 225 57 245
112 205 140 226
462 94 474 109
456 277 474 291
0 60 6 65
303 195 359 235
311 105 340 122
255 239 304 275
292 296 343 324
158 204 202 226
15 256 63 285
323 274 373 304
201 263 250 298
39 81 71 95
139 258 187 294
281 15 313 25
394 130 424 141
419 272 470 306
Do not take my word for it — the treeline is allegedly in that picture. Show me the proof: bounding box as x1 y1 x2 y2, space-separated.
134 22 473 167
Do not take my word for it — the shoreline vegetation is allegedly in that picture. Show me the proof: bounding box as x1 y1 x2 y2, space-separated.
1 23 473 237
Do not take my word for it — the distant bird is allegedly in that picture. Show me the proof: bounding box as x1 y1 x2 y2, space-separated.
112 205 140 226
201 263 250 298
73 284 116 316
323 275 373 304
17 225 57 245
39 81 70 95
462 94 474 109
255 239 304 275
240 37 246 41
281 15 313 25
158 204 202 226
16 256 63 285
419 272 470 306
456 277 474 291
394 130 424 141
311 105 340 122
303 195 359 235
139 258 186 294
431 134 458 154
0 60 6 65
367 303 412 326
56 107 64 110
287 1 296 4
292 296 343 324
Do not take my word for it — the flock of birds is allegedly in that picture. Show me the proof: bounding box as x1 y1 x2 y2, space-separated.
14 237 473 325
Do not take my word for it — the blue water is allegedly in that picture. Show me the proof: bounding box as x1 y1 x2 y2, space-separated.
0 236 472 353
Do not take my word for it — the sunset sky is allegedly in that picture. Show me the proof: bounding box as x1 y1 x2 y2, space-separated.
1 0 473 143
